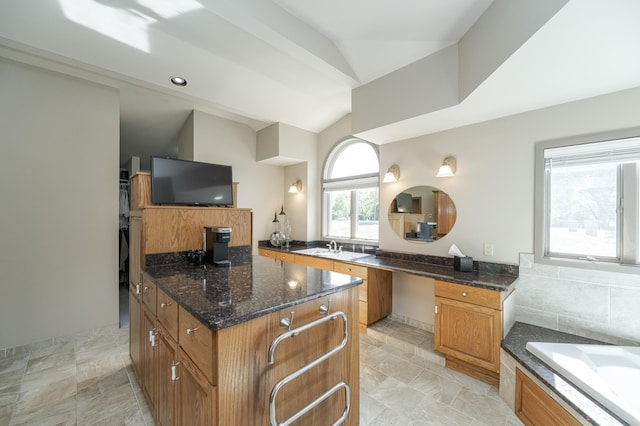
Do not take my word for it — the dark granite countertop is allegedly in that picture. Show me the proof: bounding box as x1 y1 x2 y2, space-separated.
142 255 362 331
258 242 518 292
502 322 625 426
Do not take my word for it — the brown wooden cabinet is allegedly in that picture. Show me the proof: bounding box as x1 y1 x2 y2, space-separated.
141 304 157 411
176 347 216 426
259 248 392 332
155 322 178 426
136 274 358 425
128 287 142 378
216 285 359 425
515 368 580 426
128 216 143 378
434 280 510 386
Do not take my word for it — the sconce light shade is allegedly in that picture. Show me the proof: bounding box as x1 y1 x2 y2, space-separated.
382 164 400 182
288 179 302 193
436 156 456 177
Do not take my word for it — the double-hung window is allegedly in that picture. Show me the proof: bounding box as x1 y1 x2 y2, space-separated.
534 131 640 270
322 139 379 243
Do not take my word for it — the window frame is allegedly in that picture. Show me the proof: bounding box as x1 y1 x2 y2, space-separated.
534 128 640 274
321 138 380 244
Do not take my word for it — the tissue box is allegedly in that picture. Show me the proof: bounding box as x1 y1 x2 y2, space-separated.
454 256 473 272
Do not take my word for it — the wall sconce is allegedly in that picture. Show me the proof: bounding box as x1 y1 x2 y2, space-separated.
382 164 400 182
288 179 302 193
436 156 456 177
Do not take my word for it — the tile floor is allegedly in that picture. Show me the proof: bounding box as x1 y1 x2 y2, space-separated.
1 290 521 425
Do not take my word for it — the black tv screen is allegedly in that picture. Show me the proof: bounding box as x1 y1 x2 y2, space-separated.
150 157 233 206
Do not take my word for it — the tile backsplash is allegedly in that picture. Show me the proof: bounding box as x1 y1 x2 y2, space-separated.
515 253 640 345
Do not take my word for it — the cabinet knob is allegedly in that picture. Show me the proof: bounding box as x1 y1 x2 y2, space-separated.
462 292 468 297
186 326 199 335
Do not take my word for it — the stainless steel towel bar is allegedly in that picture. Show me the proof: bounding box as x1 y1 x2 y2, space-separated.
268 310 350 426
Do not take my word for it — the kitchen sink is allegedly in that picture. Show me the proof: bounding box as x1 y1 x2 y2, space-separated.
293 248 372 261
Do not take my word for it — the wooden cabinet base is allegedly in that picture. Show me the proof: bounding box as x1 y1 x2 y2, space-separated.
446 357 499 387
515 368 580 426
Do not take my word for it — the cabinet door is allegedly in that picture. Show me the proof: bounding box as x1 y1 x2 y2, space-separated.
141 305 157 413
177 348 215 426
515 368 580 426
434 296 501 373
156 325 178 426
129 288 143 379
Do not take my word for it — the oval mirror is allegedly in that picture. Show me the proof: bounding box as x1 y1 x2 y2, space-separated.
388 186 457 242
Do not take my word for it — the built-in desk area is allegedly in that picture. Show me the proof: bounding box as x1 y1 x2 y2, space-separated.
258 242 518 386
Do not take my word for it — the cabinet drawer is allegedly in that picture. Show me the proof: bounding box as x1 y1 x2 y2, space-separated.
272 251 295 262
157 289 178 341
258 248 275 258
333 262 367 279
293 254 334 271
141 277 157 314
178 306 216 384
435 280 501 310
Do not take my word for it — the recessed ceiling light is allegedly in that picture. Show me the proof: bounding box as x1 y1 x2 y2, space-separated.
170 76 187 87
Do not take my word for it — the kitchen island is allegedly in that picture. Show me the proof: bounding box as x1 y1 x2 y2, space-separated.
130 254 362 426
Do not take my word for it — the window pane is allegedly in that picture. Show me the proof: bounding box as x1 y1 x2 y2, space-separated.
355 188 379 240
327 190 351 239
548 162 618 258
329 142 379 179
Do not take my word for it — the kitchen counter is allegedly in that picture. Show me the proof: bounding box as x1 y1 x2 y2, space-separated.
258 242 518 291
502 322 624 426
142 255 363 331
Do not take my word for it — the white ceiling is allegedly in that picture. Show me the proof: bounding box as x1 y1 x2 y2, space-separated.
1 0 640 166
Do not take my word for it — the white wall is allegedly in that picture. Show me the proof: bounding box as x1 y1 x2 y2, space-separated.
318 87 640 336
284 162 309 241
0 58 120 350
189 111 284 249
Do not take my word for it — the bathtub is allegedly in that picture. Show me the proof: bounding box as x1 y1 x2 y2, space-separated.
526 342 640 426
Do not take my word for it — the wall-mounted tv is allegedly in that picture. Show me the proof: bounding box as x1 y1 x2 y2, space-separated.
395 192 413 213
150 157 234 207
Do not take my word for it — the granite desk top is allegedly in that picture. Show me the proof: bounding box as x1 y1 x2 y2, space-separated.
502 322 624 426
142 255 362 331
258 243 518 292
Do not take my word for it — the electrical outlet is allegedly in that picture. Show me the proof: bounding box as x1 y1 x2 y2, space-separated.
483 243 494 256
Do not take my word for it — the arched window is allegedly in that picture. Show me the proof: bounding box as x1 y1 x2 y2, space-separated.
322 139 379 242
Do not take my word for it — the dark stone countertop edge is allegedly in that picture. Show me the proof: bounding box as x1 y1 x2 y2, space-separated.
502 322 626 426
258 242 518 291
142 259 363 331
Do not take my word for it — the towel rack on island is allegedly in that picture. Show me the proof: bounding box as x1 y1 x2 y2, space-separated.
268 306 350 426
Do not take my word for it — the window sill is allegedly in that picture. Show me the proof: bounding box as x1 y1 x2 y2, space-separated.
534 255 640 276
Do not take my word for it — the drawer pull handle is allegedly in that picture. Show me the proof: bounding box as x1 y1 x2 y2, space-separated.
186 326 199 335
462 292 468 297
135 283 141 295
160 302 171 309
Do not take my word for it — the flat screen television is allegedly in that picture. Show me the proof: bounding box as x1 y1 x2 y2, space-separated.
395 193 413 213
150 157 234 206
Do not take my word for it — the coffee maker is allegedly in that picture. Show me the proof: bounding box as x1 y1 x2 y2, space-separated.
203 227 232 266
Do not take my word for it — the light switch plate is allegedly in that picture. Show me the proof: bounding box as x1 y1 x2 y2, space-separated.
483 243 494 256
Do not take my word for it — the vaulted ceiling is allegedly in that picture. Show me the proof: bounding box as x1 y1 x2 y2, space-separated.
1 0 639 166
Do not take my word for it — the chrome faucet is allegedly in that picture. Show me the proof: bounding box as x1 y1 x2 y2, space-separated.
326 240 338 253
